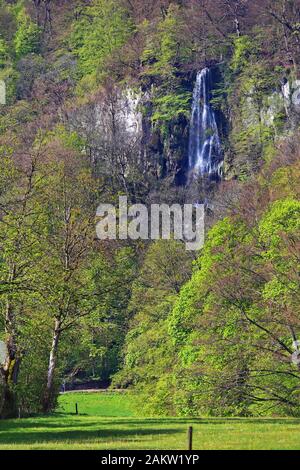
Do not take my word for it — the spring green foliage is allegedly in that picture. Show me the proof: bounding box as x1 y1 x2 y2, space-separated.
0 38 9 68
231 35 259 72
141 4 193 134
70 0 134 88
71 247 138 384
14 7 40 59
142 5 192 78
113 240 193 414
151 92 192 134
123 145 300 416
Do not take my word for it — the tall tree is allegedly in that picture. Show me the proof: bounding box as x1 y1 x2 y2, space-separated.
0 146 47 418
37 143 101 412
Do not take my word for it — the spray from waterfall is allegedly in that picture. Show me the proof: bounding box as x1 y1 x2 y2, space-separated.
188 68 223 180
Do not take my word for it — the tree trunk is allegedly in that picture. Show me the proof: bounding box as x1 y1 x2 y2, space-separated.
43 319 61 413
0 301 21 419
44 0 53 37
33 0 42 26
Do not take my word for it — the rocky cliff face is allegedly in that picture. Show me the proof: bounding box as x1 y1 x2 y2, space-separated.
68 68 299 188
141 99 190 184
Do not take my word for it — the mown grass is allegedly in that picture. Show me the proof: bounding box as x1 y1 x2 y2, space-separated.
1 392 300 450
58 391 137 417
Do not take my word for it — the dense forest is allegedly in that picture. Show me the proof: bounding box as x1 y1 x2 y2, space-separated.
0 0 300 419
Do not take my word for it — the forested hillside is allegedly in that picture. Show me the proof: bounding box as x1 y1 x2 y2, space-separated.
0 0 300 418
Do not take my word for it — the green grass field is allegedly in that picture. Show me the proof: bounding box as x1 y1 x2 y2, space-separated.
1 392 300 450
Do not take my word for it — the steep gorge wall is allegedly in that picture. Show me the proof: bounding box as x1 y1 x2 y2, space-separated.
67 61 299 192
118 65 297 187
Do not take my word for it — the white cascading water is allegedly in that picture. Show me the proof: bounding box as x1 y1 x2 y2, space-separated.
188 68 223 180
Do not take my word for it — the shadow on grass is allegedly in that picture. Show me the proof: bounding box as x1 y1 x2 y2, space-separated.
91 417 300 427
0 420 182 445
2 415 300 447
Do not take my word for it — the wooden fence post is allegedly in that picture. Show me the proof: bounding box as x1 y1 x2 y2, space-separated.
75 403 78 415
188 426 193 451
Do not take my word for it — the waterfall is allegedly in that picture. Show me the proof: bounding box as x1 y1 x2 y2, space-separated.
188 68 223 180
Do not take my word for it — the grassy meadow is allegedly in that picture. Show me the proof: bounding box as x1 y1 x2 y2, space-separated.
0 392 300 450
